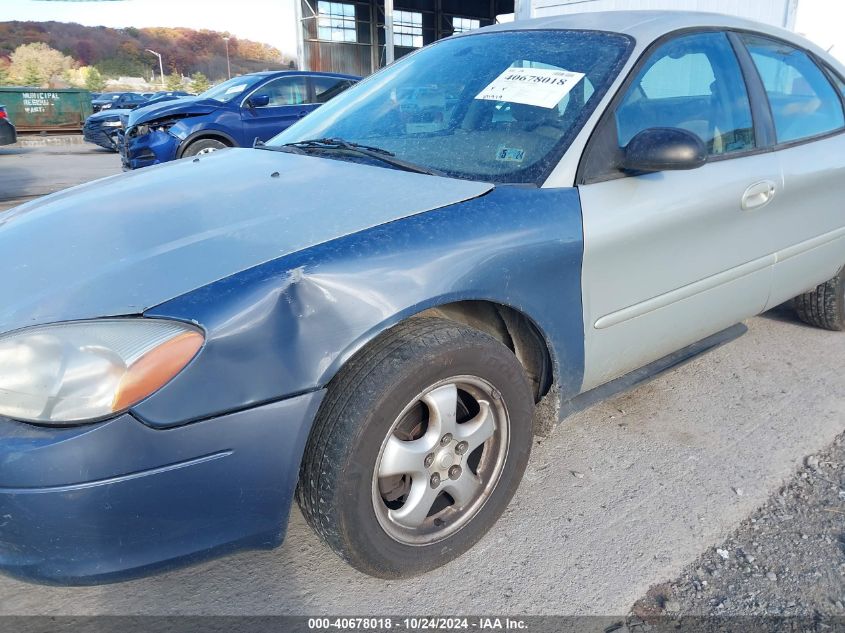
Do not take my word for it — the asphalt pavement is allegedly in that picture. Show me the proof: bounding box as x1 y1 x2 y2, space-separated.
0 141 122 211
0 143 843 616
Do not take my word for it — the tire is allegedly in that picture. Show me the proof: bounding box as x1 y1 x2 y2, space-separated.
181 138 229 157
297 317 534 578
793 268 845 331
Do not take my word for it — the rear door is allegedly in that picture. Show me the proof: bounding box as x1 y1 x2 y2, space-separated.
737 34 845 308
576 30 782 391
240 76 310 144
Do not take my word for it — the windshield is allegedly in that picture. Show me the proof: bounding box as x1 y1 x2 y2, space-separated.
199 76 261 103
270 30 631 184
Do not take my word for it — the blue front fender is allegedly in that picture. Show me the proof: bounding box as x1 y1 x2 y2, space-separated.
139 185 585 427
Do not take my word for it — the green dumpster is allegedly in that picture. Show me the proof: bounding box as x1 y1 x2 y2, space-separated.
0 87 93 132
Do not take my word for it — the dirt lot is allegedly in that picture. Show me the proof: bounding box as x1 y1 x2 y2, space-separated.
634 433 845 618
0 143 842 617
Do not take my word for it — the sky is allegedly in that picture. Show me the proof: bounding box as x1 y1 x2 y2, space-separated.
1 0 843 63
0 0 298 55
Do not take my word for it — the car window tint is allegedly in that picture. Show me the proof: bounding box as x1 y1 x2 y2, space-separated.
742 35 845 143
616 32 755 156
260 77 308 106
313 77 354 103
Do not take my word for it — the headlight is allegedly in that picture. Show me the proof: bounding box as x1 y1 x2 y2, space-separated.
0 319 203 425
102 120 123 127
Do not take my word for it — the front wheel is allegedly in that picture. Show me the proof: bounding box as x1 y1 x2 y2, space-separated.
181 138 229 158
297 317 534 578
793 268 845 331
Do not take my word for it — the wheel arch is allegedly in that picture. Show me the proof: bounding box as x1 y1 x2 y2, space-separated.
324 299 555 405
176 130 238 158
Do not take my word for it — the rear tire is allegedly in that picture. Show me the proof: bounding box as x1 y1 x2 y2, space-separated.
793 268 845 331
297 317 534 578
181 138 229 157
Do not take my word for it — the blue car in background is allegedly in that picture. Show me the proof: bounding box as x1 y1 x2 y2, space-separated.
121 71 358 169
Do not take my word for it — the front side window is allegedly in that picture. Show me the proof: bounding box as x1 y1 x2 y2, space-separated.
742 35 845 144
318 1 357 43
452 17 480 34
616 32 755 156
258 77 308 106
271 30 631 184
394 10 423 48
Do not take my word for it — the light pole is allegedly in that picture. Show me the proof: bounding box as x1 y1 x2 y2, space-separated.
222 37 231 79
145 49 164 87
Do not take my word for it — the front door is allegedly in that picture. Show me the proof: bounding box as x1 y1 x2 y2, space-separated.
241 76 315 144
577 31 781 391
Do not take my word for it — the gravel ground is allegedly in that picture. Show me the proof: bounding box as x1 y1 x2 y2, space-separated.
633 433 845 618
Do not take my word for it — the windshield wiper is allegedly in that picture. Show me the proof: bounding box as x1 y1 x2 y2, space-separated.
281 137 444 177
253 139 306 154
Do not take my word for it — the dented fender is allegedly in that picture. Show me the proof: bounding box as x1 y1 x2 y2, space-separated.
139 186 585 428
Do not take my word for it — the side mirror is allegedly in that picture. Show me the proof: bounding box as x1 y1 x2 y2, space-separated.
248 94 270 108
622 127 707 173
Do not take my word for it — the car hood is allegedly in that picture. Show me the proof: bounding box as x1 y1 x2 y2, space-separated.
87 108 131 122
0 149 493 334
128 97 219 127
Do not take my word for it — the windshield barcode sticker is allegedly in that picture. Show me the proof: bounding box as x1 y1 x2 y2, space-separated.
475 67 585 109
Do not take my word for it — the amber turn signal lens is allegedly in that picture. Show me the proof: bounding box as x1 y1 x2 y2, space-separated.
112 331 204 412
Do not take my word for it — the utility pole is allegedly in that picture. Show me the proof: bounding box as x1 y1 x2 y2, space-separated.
223 36 231 79
145 49 164 87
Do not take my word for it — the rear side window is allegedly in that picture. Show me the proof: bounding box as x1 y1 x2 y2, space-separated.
312 77 355 103
741 35 845 144
615 32 755 156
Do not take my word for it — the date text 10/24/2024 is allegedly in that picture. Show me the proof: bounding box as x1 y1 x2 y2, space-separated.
307 617 529 631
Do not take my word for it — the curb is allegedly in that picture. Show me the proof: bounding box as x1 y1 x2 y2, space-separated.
13 134 86 147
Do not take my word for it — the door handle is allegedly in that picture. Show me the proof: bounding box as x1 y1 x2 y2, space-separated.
297 110 309 118
742 180 777 211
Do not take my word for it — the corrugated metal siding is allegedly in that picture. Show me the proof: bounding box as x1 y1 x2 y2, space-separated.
529 0 796 28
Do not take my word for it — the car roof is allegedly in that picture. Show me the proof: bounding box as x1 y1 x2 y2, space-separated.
479 10 842 69
248 70 360 80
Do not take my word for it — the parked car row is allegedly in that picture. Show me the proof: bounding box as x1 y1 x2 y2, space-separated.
83 92 195 152
84 75 358 163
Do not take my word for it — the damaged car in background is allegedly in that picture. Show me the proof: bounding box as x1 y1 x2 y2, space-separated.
120 70 358 169
0 11 844 586
84 92 194 152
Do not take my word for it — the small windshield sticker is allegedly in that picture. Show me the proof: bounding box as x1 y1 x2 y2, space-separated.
476 66 585 109
225 84 248 95
496 147 525 162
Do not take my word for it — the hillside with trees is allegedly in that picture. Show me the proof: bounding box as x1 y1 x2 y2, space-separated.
0 21 294 87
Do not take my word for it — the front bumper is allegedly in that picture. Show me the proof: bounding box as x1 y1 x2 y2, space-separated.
83 125 120 151
0 390 324 585
121 129 180 170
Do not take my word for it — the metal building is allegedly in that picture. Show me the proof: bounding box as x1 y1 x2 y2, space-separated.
514 0 800 29
295 0 515 76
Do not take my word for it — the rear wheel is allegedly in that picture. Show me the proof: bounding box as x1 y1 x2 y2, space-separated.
297 317 534 578
793 268 845 331
181 138 229 157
